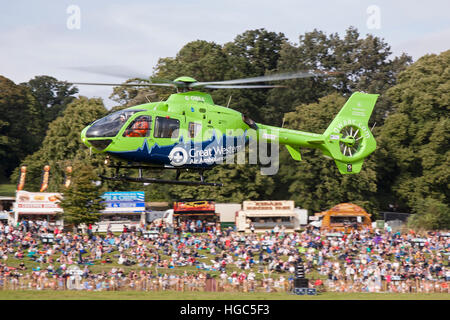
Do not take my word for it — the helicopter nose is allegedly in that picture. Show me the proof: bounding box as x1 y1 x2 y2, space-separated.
81 127 90 147
81 126 112 151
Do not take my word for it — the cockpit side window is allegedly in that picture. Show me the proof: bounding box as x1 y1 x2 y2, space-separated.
123 115 152 137
154 117 180 139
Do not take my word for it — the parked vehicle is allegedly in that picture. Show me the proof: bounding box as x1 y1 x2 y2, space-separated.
152 209 174 226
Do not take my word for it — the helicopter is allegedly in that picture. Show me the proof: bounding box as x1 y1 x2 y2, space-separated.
73 71 379 187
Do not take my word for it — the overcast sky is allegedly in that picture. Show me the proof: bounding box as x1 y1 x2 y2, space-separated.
1 0 449 108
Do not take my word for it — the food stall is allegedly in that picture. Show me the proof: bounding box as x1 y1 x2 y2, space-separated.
315 203 372 232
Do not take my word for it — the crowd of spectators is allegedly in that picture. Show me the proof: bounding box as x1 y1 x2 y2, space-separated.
0 219 448 294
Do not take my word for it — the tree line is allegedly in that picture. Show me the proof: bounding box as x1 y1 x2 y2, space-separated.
1 27 448 229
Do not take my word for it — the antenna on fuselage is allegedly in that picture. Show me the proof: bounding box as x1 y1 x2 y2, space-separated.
226 95 233 108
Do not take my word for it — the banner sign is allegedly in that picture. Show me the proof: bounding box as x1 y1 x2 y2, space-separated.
104 202 145 208
101 191 145 213
243 200 294 211
174 200 215 213
102 192 145 202
14 190 63 214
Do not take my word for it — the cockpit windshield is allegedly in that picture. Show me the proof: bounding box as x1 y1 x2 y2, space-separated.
86 109 145 138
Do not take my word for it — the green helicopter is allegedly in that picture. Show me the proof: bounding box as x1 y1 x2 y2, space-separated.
72 71 378 186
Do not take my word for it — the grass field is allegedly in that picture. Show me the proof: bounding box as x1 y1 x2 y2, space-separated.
0 184 15 197
0 290 448 300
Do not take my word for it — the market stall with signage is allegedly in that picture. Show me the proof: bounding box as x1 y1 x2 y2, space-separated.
236 200 302 233
173 199 218 227
314 203 372 232
13 191 63 226
97 191 146 232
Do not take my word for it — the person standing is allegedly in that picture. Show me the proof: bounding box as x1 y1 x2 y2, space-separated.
196 219 202 233
87 224 93 240
273 225 279 235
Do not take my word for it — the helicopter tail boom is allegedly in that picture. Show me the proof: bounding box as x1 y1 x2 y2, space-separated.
257 92 378 174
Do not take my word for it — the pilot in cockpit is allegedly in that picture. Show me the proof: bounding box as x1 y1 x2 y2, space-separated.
125 116 149 137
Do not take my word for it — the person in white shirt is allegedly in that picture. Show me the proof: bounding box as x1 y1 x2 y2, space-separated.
273 225 280 234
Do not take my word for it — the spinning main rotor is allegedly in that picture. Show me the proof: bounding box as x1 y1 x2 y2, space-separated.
66 66 337 91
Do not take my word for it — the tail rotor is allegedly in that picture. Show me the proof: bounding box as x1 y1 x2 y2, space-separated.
321 92 379 174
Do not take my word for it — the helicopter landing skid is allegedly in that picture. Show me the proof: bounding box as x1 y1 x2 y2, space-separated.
99 175 222 187
101 159 222 186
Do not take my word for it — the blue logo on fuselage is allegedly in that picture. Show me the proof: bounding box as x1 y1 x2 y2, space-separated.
108 131 249 168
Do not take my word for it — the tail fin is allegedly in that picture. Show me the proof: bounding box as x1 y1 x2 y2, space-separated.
321 92 378 174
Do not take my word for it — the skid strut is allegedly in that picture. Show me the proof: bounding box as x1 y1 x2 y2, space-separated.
101 161 222 186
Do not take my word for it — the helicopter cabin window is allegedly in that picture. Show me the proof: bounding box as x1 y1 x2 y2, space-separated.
123 115 151 137
154 117 180 139
188 122 202 138
242 114 258 130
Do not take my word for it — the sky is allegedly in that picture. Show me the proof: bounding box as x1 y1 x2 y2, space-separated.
1 0 449 108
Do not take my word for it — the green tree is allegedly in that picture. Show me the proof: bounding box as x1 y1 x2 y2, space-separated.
110 40 230 109
113 30 287 121
267 27 411 126
156 40 229 82
218 29 288 123
0 75 43 179
109 78 159 107
0 120 10 170
10 96 109 192
59 162 105 227
407 198 450 230
377 50 450 212
21 75 79 124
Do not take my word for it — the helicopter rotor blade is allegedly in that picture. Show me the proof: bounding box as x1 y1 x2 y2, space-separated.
66 66 186 88
193 70 330 87
65 66 150 80
150 78 180 85
64 67 340 90
68 82 175 87
202 84 286 89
